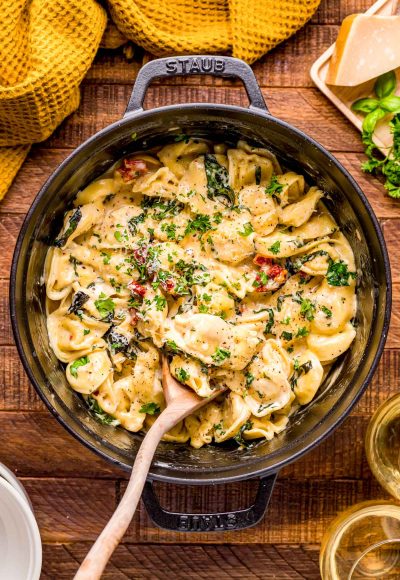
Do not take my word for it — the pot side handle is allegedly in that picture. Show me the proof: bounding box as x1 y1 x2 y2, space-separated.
141 473 277 532
124 55 268 115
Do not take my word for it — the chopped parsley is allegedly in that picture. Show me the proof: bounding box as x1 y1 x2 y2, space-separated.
142 197 184 220
265 176 283 203
326 260 356 287
70 356 89 378
296 326 309 338
153 295 167 311
239 222 254 237
300 298 316 321
94 293 115 320
321 305 332 318
268 241 281 255
101 251 111 265
184 214 213 236
165 340 179 352
211 347 231 364
176 368 190 382
161 222 177 240
139 402 160 415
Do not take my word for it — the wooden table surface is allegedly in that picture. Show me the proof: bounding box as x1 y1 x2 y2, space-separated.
2 1 399 578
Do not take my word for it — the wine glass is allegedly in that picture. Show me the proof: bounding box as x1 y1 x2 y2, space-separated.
365 393 400 500
320 501 400 579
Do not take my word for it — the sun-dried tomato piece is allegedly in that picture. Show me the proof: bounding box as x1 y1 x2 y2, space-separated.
128 281 146 297
253 255 272 268
133 247 147 265
268 264 286 280
117 158 148 182
129 308 139 325
160 278 175 293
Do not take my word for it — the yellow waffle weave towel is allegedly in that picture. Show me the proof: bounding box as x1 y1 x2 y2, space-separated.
0 0 321 199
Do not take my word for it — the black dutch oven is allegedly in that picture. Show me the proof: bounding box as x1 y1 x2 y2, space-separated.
10 56 391 532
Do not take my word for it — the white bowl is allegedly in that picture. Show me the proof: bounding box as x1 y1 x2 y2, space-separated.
0 463 32 507
0 477 42 580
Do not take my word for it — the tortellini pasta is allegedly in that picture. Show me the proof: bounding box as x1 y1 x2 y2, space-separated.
45 139 357 448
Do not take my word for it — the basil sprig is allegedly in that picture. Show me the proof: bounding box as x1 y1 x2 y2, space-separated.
351 71 400 198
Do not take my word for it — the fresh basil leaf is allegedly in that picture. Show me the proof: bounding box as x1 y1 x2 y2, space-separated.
374 70 397 99
351 97 380 113
380 95 400 113
362 108 386 134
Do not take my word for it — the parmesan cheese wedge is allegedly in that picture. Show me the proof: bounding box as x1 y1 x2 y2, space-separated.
326 14 400 86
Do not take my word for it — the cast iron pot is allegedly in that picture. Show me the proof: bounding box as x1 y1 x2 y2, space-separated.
11 56 391 533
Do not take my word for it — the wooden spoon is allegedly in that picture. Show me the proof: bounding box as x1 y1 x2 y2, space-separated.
74 355 225 580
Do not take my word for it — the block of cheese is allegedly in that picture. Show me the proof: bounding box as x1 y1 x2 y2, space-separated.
326 14 400 86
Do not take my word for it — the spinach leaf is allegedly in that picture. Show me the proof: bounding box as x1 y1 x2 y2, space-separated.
86 396 120 426
54 208 82 247
290 360 313 390
105 328 129 354
204 154 235 206
234 420 253 447
68 291 89 315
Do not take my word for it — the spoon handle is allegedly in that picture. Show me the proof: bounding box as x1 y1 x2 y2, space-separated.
73 409 177 580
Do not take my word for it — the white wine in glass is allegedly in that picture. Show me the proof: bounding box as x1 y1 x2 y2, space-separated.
365 393 400 500
320 501 400 579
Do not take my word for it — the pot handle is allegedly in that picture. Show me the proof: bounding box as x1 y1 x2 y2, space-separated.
124 55 268 115
141 473 277 532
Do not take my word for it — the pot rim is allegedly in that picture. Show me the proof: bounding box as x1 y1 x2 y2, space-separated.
10 102 392 484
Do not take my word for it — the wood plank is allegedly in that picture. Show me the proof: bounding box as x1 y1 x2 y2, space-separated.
0 148 71 214
0 413 122 478
36 85 362 153
41 543 320 579
20 476 388 544
89 25 339 89
383 219 400 283
23 478 116 543
0 411 385 479
311 0 372 24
